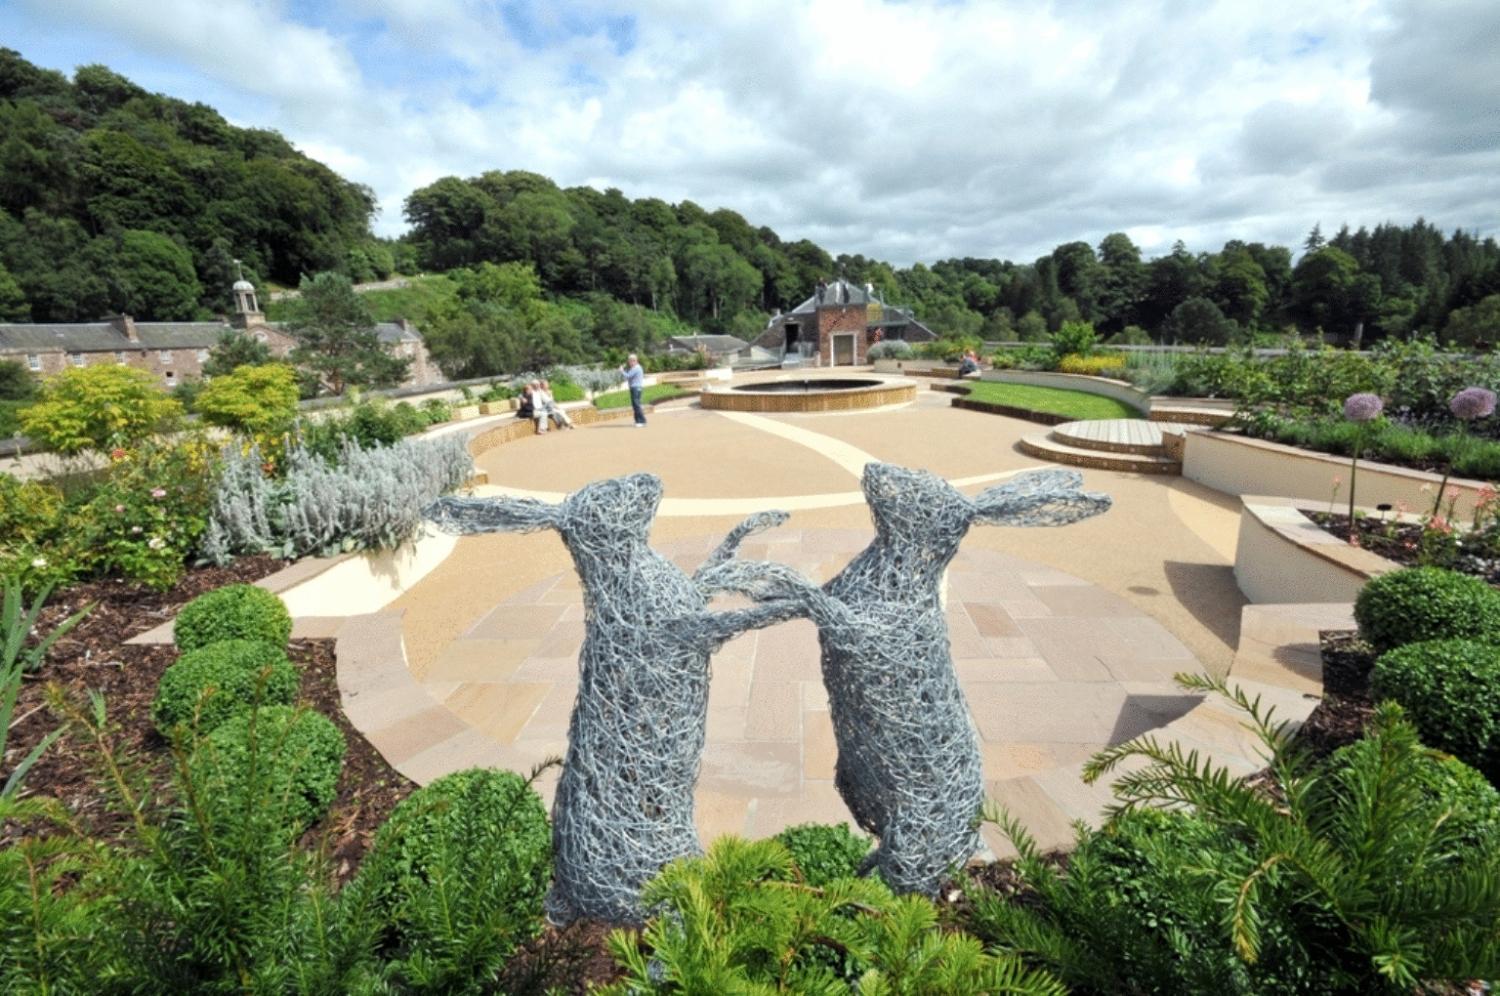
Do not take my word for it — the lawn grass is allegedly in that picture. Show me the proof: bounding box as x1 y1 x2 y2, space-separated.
593 384 691 409
961 381 1140 420
265 274 459 322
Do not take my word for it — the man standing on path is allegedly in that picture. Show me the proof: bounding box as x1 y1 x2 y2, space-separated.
621 353 646 427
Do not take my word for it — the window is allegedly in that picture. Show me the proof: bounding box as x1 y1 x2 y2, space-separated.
163 370 175 382
116 351 127 364
196 349 209 362
26 354 40 371
69 353 84 367
159 350 173 365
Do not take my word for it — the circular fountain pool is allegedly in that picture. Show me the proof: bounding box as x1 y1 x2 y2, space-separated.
700 376 917 413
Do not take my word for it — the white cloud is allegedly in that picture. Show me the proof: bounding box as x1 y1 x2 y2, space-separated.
9 0 1498 265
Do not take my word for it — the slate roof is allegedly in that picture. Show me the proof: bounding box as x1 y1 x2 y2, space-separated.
134 323 235 349
665 334 748 355
0 318 424 353
786 278 873 314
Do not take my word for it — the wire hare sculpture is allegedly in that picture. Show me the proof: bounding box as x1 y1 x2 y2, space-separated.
426 475 802 923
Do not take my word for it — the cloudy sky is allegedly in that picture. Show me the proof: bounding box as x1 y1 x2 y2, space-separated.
2 0 1496 265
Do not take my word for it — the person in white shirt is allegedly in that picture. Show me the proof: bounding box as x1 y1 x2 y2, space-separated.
620 354 646 426
538 379 574 430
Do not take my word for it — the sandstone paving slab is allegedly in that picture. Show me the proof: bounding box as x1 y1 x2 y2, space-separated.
745 681 803 742
425 638 541 682
340 528 1332 851
466 603 568 640
443 681 552 743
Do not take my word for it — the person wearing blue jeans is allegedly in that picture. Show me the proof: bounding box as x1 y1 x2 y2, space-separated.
621 353 646 426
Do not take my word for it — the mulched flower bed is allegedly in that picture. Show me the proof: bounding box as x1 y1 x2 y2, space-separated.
8 560 625 992
1305 511 1500 585
7 557 416 882
1298 631 1377 761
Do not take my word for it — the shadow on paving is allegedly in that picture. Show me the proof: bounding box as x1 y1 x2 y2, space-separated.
1107 692 1205 745
1163 560 1243 652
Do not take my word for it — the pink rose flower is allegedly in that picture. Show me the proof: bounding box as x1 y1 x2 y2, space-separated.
150 488 167 499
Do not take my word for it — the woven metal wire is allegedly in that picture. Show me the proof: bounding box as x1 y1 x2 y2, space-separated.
425 464 1110 917
703 465 1112 895
425 476 801 924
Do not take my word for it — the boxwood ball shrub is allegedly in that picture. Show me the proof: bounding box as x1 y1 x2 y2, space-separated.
1329 735 1500 853
152 639 298 735
354 767 551 988
173 583 292 652
774 822 872 887
1353 566 1500 653
1373 639 1500 777
191 705 345 831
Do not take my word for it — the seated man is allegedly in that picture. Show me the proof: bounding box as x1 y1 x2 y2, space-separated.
957 350 982 378
538 379 575 430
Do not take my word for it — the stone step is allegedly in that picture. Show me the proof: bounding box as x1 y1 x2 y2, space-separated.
1051 418 1170 456
1019 432 1182 474
1147 405 1233 427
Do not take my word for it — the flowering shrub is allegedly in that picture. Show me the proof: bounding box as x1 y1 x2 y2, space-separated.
1 439 215 590
71 440 217 591
1058 353 1127 376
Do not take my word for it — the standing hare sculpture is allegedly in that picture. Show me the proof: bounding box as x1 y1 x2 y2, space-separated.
426 474 799 923
709 464 1111 894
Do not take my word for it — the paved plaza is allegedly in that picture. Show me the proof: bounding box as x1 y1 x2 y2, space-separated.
336 384 1330 854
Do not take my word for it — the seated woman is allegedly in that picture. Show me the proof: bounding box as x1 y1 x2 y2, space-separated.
538 379 575 430
516 384 547 433
957 350 982 378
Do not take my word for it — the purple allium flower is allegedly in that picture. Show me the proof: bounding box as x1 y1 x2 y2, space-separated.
1343 393 1384 422
1450 387 1497 421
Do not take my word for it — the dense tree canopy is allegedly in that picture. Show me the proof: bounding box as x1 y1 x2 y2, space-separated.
405 166 1498 349
1 48 1496 351
0 49 385 321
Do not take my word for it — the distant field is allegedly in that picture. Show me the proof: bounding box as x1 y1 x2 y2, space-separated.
265 274 458 322
961 381 1138 420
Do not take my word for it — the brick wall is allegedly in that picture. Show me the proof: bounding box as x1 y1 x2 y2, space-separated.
817 304 867 366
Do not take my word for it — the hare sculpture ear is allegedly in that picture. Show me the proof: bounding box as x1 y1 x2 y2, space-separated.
423 495 562 535
695 509 790 580
970 469 1113 528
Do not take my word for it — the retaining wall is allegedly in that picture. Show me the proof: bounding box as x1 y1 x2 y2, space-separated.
1183 429 1490 519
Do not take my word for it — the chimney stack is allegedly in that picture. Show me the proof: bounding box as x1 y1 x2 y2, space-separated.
111 315 139 343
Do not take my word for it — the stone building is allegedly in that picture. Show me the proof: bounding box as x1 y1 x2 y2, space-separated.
753 279 937 367
0 275 441 390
